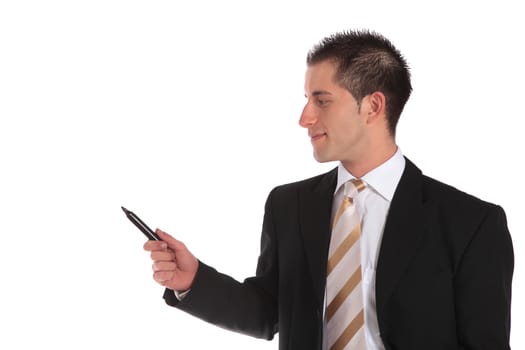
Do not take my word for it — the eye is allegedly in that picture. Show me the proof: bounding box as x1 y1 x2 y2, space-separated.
317 99 330 106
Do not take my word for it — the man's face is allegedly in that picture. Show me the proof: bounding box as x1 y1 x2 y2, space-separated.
299 61 369 165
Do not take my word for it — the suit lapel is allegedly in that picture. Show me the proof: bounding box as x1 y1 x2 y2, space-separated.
299 168 337 307
298 160 433 313
375 158 432 314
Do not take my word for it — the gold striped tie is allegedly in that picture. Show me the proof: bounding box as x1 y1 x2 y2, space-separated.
326 179 366 350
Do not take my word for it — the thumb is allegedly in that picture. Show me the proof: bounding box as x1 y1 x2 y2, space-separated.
156 229 186 251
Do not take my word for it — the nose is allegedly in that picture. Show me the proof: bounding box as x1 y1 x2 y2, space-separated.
299 101 317 128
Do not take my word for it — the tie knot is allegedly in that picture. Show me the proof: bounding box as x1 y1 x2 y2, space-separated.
344 179 365 198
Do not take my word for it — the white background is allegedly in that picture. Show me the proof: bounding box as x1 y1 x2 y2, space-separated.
1 1 523 349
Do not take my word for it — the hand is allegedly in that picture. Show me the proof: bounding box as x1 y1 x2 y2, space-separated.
143 229 199 292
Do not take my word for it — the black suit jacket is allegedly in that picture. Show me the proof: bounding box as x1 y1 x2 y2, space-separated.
164 158 514 349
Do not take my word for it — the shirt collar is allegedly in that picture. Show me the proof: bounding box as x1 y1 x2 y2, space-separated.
335 147 406 201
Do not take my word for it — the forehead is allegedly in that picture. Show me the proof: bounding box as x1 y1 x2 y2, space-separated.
304 60 340 92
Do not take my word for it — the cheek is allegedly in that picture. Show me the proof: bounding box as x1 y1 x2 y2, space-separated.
339 121 366 149
336 116 360 138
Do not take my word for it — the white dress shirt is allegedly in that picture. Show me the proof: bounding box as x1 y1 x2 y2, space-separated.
324 148 405 350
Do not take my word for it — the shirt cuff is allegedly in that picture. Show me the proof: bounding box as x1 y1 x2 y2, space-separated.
173 289 191 301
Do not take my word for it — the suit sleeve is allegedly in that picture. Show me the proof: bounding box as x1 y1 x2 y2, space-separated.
162 189 279 340
455 205 514 349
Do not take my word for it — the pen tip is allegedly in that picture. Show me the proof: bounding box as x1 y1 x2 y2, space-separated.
121 206 128 213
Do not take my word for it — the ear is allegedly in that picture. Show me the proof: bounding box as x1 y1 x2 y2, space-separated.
363 91 386 124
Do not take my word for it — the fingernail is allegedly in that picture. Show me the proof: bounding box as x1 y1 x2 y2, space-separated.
161 242 167 249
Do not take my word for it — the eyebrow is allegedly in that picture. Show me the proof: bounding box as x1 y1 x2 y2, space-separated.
305 90 333 98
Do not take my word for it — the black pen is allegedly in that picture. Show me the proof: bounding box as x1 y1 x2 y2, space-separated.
121 206 161 241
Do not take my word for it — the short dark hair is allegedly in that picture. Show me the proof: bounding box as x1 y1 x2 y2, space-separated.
307 30 412 135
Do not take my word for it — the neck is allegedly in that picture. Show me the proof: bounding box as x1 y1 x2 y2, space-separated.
341 142 398 178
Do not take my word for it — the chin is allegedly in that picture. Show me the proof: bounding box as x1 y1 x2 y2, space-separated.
313 151 335 163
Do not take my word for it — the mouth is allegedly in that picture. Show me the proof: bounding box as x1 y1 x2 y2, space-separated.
310 132 327 143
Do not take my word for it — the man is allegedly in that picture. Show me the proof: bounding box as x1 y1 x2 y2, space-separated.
144 30 514 349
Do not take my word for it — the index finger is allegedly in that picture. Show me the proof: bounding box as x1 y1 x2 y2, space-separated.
143 240 167 252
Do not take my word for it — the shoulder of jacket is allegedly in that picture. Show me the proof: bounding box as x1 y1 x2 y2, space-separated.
421 174 499 212
270 168 337 195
